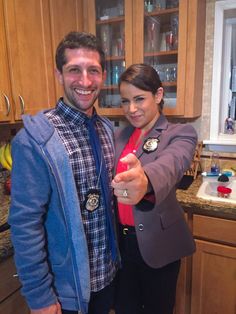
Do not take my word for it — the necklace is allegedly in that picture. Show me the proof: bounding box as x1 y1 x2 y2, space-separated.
84 151 103 212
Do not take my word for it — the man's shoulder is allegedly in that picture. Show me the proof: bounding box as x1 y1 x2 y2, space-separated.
15 111 55 145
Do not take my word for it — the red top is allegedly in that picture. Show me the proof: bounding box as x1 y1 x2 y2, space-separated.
116 128 155 226
116 129 143 225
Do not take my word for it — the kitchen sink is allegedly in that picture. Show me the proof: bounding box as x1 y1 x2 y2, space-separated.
196 178 236 204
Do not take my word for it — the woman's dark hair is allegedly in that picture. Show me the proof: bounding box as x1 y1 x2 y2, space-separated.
118 63 164 112
55 31 106 72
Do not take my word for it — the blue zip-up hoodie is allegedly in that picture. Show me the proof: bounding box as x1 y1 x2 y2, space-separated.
8 110 117 313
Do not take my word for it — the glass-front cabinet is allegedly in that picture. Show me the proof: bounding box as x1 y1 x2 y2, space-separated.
83 0 133 116
142 0 183 115
95 0 125 115
83 0 206 118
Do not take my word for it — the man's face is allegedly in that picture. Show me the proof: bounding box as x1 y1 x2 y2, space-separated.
56 48 106 116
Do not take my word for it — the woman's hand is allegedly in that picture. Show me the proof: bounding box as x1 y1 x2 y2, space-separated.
112 153 148 204
30 302 62 314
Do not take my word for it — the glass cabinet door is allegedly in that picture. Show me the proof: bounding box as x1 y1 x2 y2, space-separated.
85 0 203 118
94 0 126 113
143 0 180 113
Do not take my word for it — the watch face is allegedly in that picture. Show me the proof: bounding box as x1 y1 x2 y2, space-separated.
84 189 100 211
143 137 159 153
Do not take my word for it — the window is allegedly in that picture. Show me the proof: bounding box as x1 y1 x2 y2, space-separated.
205 0 236 151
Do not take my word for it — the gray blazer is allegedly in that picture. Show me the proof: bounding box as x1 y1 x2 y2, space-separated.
115 114 197 268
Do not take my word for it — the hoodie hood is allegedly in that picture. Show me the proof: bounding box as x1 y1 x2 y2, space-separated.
22 110 55 146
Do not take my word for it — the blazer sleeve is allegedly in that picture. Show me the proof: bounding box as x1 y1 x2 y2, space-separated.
142 123 197 206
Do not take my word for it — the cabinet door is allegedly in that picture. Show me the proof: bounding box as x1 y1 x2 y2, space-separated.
174 212 193 314
49 0 84 100
0 0 14 122
4 0 56 121
133 0 205 118
191 239 236 314
133 0 187 116
174 256 192 314
0 290 29 314
84 0 133 117
0 256 29 314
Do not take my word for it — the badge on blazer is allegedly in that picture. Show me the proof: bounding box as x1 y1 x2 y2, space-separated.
84 189 100 211
142 137 160 153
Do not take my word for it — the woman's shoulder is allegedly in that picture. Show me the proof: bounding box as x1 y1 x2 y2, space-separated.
167 121 197 137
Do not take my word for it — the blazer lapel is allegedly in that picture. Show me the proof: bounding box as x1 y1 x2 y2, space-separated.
114 114 169 168
136 114 168 164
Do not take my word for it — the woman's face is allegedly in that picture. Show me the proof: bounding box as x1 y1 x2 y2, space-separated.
120 82 163 131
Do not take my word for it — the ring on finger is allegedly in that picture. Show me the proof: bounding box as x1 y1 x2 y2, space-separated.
122 189 128 198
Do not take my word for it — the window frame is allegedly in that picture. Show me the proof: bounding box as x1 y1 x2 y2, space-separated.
205 0 236 152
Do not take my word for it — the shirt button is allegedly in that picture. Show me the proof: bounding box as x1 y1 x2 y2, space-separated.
138 223 144 231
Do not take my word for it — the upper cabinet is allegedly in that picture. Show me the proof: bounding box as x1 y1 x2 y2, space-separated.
0 0 56 123
83 0 133 117
0 0 83 124
49 0 83 99
84 0 206 118
0 1 13 123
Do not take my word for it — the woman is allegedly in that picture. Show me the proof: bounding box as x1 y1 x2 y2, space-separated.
112 63 197 314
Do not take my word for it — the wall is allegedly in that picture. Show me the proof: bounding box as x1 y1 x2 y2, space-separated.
193 0 215 143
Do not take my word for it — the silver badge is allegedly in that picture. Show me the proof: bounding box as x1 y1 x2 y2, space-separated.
142 137 159 153
84 189 100 211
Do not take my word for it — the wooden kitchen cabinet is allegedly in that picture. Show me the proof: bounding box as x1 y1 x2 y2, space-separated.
0 256 29 314
1 0 56 123
0 0 14 123
191 215 236 314
174 212 193 314
48 0 84 99
83 0 206 118
174 256 192 314
0 0 83 124
83 0 133 117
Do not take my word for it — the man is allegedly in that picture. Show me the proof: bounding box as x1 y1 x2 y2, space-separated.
9 32 119 314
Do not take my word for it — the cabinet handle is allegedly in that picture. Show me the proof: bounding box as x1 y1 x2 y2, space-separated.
19 95 25 114
3 93 10 116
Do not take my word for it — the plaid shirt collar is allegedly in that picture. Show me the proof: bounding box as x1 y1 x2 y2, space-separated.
56 97 98 125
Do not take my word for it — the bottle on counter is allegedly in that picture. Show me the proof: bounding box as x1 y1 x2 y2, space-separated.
210 152 220 174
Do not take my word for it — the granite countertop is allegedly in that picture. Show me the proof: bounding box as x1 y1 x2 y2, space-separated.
176 176 236 220
0 175 235 263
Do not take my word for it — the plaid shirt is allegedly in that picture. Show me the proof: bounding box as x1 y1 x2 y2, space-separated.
45 99 117 291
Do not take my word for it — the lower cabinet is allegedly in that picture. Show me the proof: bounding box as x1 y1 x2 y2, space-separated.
174 213 193 314
1 215 235 314
190 215 236 314
174 213 236 314
174 255 193 314
191 239 236 314
0 256 29 314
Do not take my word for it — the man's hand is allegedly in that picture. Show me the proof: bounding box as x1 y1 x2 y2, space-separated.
112 153 148 205
31 302 62 314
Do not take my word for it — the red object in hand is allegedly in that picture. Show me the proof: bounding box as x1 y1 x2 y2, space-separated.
217 185 232 198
